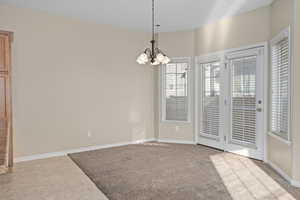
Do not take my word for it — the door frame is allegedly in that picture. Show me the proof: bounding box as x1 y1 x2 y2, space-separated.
194 42 269 161
0 30 13 173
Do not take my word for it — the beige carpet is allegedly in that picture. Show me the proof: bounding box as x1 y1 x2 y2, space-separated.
69 142 300 200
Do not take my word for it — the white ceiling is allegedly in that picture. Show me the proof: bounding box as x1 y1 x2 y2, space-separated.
0 0 273 32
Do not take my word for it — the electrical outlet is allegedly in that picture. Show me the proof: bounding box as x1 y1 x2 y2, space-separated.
87 131 92 137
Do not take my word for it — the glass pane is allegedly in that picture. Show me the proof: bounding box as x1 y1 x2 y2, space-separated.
200 62 220 137
165 61 188 121
166 64 176 73
271 38 289 136
231 56 257 145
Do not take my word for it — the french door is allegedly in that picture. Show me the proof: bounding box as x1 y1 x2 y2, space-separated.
196 46 265 160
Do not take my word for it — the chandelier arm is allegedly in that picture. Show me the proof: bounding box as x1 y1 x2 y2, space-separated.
144 48 151 54
155 48 165 55
144 48 152 59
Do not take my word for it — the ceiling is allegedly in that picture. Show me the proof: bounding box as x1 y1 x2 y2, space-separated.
0 0 273 32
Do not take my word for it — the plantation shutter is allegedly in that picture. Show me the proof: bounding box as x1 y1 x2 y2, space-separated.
231 56 257 145
164 61 189 121
200 62 220 138
271 37 289 139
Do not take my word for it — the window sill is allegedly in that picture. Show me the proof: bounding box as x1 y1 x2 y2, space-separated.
268 132 292 146
160 120 191 124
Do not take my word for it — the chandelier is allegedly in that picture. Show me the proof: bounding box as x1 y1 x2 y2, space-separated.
136 0 170 65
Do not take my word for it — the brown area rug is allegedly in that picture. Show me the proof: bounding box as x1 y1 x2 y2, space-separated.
69 143 300 200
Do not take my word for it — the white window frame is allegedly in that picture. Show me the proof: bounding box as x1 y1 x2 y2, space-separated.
269 27 292 142
160 57 192 123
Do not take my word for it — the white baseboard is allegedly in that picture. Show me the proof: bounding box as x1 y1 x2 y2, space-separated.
266 160 300 188
14 138 156 163
267 160 292 184
157 139 196 145
291 180 300 188
15 138 300 188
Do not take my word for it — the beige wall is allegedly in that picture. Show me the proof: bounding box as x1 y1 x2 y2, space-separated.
271 0 294 38
159 30 196 57
0 5 155 157
195 6 271 55
153 67 160 139
268 0 294 177
267 136 293 176
157 6 271 142
157 30 195 142
293 0 300 181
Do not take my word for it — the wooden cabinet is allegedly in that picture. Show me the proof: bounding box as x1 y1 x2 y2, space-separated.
0 31 13 174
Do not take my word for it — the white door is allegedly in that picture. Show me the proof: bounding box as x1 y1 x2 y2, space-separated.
225 48 264 160
197 59 224 150
197 47 265 160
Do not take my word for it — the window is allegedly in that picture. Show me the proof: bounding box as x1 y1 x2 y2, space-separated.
270 28 290 140
161 58 190 122
200 61 220 138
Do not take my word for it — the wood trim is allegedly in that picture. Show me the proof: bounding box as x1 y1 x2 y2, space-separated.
0 31 13 172
7 75 13 169
0 31 13 43
5 33 13 169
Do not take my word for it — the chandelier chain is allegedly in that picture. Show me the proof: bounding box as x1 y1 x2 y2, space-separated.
152 0 154 41
136 0 170 65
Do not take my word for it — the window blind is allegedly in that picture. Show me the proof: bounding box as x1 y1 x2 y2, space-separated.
271 37 289 139
231 56 257 145
164 61 189 121
200 62 220 138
